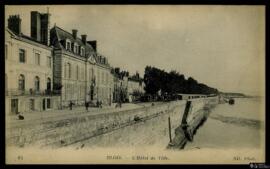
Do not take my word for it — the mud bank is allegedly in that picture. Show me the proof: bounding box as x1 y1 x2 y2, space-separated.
167 97 218 150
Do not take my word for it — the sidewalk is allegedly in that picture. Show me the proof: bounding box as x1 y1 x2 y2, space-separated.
6 103 153 126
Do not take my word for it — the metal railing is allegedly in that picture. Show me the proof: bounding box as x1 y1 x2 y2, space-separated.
5 89 61 96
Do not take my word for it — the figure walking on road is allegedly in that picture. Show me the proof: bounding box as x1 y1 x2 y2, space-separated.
85 101 89 111
69 101 73 110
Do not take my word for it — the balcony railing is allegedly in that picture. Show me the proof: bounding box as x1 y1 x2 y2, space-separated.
5 89 61 96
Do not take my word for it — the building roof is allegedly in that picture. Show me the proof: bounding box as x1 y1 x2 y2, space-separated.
50 26 94 54
50 26 110 68
5 28 52 50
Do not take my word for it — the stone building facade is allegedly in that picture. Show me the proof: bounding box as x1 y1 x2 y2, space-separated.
112 72 129 103
5 10 128 115
127 75 145 102
50 26 113 107
5 14 60 115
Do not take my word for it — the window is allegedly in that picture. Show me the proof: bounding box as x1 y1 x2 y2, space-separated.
78 67 80 80
47 78 51 91
89 68 92 82
34 76 40 91
68 43 71 51
74 43 79 54
106 73 108 84
81 67 85 80
64 63 67 78
35 53 40 65
64 84 67 100
74 45 77 53
103 72 105 84
47 56 52 68
97 69 100 84
19 49 26 63
5 74 7 92
67 63 71 79
101 72 104 84
80 67 84 80
81 47 85 56
11 99 18 114
18 74 25 90
68 42 71 51
66 41 71 51
5 44 7 59
76 65 79 80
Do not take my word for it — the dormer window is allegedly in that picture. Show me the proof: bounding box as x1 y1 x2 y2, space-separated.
74 43 79 54
80 47 85 56
66 39 71 51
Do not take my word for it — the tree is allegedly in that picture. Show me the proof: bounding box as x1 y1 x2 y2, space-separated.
144 66 160 95
143 65 218 97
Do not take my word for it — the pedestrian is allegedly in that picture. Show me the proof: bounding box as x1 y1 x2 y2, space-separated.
119 101 122 108
100 100 103 108
69 101 73 110
85 101 89 111
96 100 99 108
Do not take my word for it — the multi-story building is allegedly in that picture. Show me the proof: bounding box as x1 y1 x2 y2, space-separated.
5 14 60 115
5 10 127 115
50 25 113 107
127 73 145 102
112 74 121 103
112 69 130 103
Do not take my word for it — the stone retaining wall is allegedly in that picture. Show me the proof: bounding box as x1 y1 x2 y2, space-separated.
6 97 218 149
6 101 186 148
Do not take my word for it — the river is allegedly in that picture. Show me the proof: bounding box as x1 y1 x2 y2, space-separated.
11 98 264 164
72 98 265 163
185 97 265 150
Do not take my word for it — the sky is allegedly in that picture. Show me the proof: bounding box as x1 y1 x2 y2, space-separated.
5 5 265 96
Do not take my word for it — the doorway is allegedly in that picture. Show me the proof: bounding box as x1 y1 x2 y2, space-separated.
47 98 51 109
42 98 46 110
11 99 18 114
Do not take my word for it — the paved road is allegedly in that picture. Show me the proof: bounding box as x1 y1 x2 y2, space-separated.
7 99 210 129
6 102 164 127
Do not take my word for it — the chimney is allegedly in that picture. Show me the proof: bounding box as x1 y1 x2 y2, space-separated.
81 35 87 44
8 15 22 35
31 11 41 41
31 11 50 46
72 29 78 39
40 12 50 46
87 40 97 52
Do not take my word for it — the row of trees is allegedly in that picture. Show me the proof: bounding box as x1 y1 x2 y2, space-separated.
143 66 219 96
112 67 129 79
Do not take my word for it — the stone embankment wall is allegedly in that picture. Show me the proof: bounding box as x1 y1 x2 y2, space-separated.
7 97 218 149
6 101 186 148
167 96 218 149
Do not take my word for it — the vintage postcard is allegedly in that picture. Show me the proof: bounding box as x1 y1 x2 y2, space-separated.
5 5 265 164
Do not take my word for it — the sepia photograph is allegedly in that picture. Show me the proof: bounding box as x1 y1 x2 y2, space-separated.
4 5 265 164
